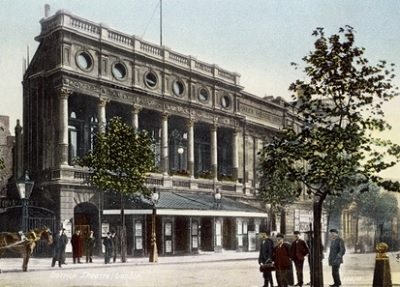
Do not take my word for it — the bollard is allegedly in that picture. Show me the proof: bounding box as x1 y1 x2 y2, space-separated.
373 242 392 287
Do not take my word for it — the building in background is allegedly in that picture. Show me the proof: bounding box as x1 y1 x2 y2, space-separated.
0 115 14 197
12 8 312 256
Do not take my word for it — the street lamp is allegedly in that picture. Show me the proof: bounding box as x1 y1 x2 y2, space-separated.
214 188 222 209
177 146 184 171
16 171 34 232
149 187 160 263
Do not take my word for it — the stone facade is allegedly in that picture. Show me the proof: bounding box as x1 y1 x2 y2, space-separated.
0 115 14 197
20 9 311 255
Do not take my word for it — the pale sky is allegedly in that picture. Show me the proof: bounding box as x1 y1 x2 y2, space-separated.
0 0 399 178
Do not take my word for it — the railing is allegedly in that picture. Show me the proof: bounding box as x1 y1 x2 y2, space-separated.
169 52 189 66
39 10 239 84
172 180 190 188
108 30 132 46
140 42 162 57
69 16 100 35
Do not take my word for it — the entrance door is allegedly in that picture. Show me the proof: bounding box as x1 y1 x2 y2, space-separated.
74 202 99 253
200 217 213 251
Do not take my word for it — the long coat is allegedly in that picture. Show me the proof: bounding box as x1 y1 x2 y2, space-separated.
273 243 292 270
290 239 309 262
71 233 83 258
259 238 274 264
328 236 346 266
52 232 67 260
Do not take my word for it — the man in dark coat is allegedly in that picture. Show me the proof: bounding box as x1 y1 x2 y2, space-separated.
111 230 118 263
328 229 346 287
258 232 275 287
71 230 83 264
290 231 310 287
85 230 96 263
273 233 293 287
60 228 68 264
103 232 113 264
51 228 67 268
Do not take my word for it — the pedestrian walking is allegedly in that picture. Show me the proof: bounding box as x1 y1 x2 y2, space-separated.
273 233 293 287
111 230 118 263
71 230 83 264
328 229 346 287
60 228 68 264
103 232 113 264
51 228 67 268
290 231 309 287
85 230 96 263
258 232 275 287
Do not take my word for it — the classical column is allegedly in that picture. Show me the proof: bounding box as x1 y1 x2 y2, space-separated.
132 105 141 131
98 98 107 134
210 121 218 180
161 113 169 175
187 118 195 177
232 130 239 181
58 89 71 166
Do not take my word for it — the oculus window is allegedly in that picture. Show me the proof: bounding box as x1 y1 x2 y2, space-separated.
112 62 127 80
144 71 158 88
76 51 93 71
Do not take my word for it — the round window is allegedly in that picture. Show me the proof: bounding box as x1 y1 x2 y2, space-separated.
76 51 93 71
221 95 231 108
145 72 158 88
198 88 209 102
112 63 127 80
173 80 185 96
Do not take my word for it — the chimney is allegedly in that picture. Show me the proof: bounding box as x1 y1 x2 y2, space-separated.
44 4 50 18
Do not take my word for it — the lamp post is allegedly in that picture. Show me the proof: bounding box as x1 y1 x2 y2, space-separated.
214 188 222 209
149 187 160 263
16 171 34 232
177 146 184 171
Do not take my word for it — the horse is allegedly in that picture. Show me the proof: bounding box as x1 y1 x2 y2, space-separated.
0 227 53 272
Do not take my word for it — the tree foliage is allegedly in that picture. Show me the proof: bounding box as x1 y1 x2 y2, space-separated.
79 117 156 197
258 26 400 286
259 25 400 201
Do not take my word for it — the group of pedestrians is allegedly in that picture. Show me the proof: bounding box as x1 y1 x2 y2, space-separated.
258 229 346 287
51 227 102 267
103 231 118 264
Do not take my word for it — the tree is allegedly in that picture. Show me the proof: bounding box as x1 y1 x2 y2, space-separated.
258 26 400 286
79 117 155 262
258 140 300 233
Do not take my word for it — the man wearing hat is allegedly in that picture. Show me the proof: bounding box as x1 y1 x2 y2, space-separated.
328 229 346 287
290 231 309 287
103 232 113 264
273 233 293 287
258 232 275 287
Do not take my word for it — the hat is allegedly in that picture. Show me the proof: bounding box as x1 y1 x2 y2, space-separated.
329 229 338 234
294 231 300 235
107 232 111 235
276 233 284 238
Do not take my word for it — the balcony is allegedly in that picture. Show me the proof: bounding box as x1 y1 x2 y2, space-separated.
44 166 249 196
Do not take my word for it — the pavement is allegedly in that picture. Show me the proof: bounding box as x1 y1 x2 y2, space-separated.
0 251 399 286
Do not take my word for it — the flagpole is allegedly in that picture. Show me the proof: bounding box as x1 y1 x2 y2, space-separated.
160 0 163 46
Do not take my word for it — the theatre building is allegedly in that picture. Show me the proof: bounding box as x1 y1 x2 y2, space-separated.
18 9 307 256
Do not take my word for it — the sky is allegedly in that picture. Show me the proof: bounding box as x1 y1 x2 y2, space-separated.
0 0 400 178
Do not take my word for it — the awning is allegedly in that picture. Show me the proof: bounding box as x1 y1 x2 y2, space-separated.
103 191 268 218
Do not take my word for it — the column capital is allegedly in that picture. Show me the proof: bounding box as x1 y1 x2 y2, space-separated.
59 88 73 99
186 117 196 128
98 97 109 107
132 104 142 113
162 112 169 120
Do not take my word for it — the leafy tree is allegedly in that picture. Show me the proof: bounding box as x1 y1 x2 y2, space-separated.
79 117 155 262
258 141 300 233
258 26 400 286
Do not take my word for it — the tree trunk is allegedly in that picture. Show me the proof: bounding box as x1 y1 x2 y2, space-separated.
312 196 324 287
120 193 127 263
